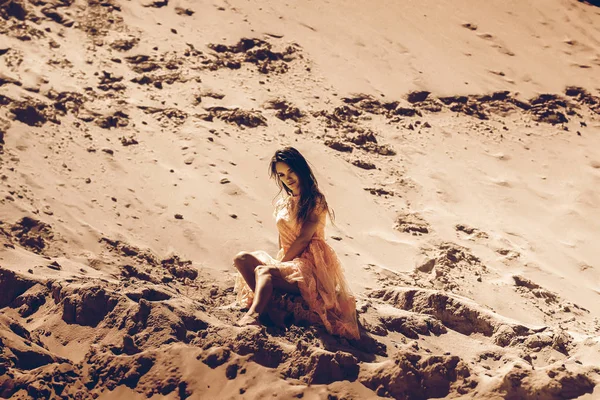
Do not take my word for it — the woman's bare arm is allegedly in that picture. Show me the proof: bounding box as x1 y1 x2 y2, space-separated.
280 211 321 262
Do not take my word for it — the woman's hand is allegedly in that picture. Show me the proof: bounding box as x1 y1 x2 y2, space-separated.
281 210 321 262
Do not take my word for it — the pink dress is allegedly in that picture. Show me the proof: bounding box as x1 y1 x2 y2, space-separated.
234 196 360 340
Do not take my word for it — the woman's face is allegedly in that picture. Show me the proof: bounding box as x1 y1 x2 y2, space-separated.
275 162 300 192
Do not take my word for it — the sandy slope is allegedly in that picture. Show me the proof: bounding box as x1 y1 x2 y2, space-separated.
1 0 600 398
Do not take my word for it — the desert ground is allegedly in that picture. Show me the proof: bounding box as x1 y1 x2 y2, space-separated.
1 0 600 398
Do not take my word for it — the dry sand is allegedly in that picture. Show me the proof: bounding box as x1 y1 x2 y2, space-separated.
1 0 600 398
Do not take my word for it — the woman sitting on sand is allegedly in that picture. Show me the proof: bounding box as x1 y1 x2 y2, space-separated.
233 146 360 340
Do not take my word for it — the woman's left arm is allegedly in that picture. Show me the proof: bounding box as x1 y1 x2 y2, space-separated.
280 211 321 262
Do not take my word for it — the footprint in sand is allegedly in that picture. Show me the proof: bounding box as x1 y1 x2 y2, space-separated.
473 32 516 57
455 224 489 240
394 212 430 235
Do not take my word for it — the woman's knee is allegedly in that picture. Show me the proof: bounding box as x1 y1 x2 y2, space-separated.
255 265 273 280
233 251 252 269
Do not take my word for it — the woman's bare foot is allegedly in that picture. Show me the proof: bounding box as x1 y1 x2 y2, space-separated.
236 312 261 327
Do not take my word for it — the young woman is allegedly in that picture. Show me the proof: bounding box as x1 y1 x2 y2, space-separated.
233 146 360 340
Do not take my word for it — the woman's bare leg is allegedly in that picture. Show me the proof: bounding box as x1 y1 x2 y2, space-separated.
238 266 300 326
233 251 264 292
233 252 264 326
248 265 274 315
237 265 274 326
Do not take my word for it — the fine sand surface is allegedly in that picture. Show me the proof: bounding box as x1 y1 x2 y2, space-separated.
1 0 600 398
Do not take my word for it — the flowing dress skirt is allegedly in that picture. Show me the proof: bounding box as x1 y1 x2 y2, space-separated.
234 238 360 340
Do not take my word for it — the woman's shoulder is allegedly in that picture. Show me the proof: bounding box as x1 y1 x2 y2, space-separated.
273 195 288 214
274 195 288 207
313 195 328 216
316 194 326 208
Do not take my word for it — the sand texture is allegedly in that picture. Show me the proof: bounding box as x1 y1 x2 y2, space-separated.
1 0 600 398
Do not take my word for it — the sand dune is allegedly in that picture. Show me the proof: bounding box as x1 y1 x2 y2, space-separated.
1 0 600 398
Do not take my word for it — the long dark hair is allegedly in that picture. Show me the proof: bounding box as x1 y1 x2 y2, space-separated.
269 147 335 225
